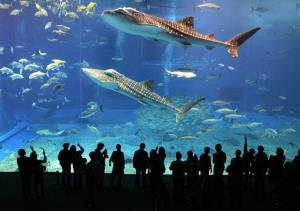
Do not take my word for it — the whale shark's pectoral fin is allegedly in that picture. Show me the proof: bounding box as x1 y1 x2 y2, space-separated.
138 100 148 105
205 46 215 50
176 16 194 29
180 41 192 49
141 80 154 90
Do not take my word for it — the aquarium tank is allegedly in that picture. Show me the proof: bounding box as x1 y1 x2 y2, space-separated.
0 0 299 174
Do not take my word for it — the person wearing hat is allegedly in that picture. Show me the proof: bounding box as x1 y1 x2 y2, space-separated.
58 142 71 187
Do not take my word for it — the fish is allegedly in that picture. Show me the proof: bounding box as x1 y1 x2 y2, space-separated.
10 73 24 80
111 57 124 62
10 9 23 16
0 46 4 55
40 82 51 89
15 45 24 49
245 79 257 85
46 63 61 71
278 96 287 100
35 3 48 17
193 3 221 10
247 122 263 128
55 25 71 32
52 83 64 94
227 66 235 71
36 129 65 136
217 63 225 67
77 2 96 15
44 22 52 30
258 74 269 80
0 67 14 75
29 71 48 80
251 7 268 13
225 114 246 119
32 49 47 58
271 106 284 112
253 104 264 111
22 87 32 94
202 118 223 124
19 1 30 7
262 128 278 139
163 68 197 78
0 3 12 9
65 11 79 19
23 63 41 71
18 58 30 64
297 3 300 10
47 38 59 42
82 68 205 122
52 59 66 65
53 30 68 36
281 128 296 134
87 124 100 134
101 7 260 58
179 135 198 140
215 108 237 114
53 71 68 79
78 101 101 118
212 100 231 106
10 61 23 69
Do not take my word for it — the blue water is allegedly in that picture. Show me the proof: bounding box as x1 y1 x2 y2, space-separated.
0 0 299 173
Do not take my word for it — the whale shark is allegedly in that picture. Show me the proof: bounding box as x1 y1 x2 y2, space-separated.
82 68 205 122
101 7 260 58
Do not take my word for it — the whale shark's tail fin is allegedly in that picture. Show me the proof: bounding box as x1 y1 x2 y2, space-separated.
176 97 205 123
226 27 261 58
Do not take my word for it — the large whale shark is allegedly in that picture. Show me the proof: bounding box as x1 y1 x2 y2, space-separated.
82 68 205 122
101 7 260 58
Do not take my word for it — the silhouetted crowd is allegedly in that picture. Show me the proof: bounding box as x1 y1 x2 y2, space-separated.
16 136 300 210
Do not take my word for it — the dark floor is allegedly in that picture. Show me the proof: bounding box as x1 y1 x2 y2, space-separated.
0 172 299 211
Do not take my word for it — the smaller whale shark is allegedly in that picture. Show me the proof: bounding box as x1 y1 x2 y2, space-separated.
101 7 260 58
82 68 205 122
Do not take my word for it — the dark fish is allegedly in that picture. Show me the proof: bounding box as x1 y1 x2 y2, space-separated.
134 129 141 135
52 83 64 94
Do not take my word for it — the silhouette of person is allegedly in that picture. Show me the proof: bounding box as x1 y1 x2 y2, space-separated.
169 152 186 201
148 149 167 210
29 146 47 198
158 146 166 172
133 143 149 188
253 145 268 200
84 151 100 208
95 142 108 190
292 149 300 185
58 143 71 187
213 144 227 177
199 147 212 190
213 144 226 211
186 150 199 194
109 144 125 187
70 144 86 188
17 148 32 197
242 137 255 189
227 149 243 211
268 147 285 185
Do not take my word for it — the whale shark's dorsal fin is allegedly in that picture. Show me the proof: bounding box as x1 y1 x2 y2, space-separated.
176 16 194 29
141 80 154 90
